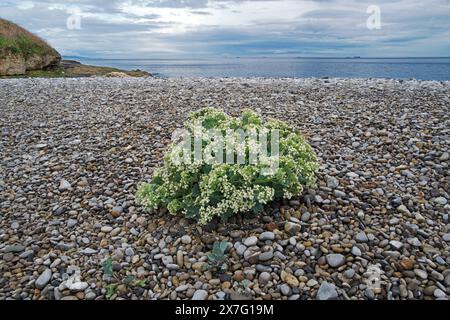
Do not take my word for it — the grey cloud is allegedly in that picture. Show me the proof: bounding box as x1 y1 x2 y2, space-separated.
0 0 449 57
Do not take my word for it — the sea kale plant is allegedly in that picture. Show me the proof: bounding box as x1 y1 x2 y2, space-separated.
136 108 318 225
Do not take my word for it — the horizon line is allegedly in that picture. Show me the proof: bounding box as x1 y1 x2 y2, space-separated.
63 56 450 61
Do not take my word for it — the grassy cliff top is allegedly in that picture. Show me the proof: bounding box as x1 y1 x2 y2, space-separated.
0 18 59 57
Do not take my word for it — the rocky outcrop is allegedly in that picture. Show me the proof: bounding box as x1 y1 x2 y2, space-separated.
0 50 26 75
25 52 60 71
0 18 61 76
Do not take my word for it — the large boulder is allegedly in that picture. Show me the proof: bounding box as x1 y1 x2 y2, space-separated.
0 19 60 76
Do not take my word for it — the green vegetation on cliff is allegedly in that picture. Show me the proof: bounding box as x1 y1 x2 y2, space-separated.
0 19 57 58
0 18 150 77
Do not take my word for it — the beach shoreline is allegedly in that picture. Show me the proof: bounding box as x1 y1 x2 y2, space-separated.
1 77 449 300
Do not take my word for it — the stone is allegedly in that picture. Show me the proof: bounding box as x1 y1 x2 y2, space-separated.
301 212 311 222
162 255 174 266
243 236 258 247
344 269 355 279
397 205 410 215
435 256 446 266
334 190 346 198
440 152 449 161
365 288 375 300
166 264 180 270
259 272 271 285
221 281 231 290
430 270 444 281
3 253 14 262
111 249 124 261
80 248 97 255
67 281 89 291
265 222 278 231
258 251 274 261
259 232 275 241
444 274 450 286
389 240 403 250
19 250 34 259
434 197 447 205
59 179 72 191
424 285 437 296
443 234 450 242
326 176 339 188
35 143 47 149
407 237 421 247
414 269 428 280
236 244 247 256
192 262 206 271
326 254 346 267
351 246 362 256
101 226 113 233
389 217 400 225
400 258 414 270
35 269 52 289
192 289 208 300
280 284 291 296
85 292 96 300
214 292 227 300
111 206 123 217
316 282 338 300
284 222 301 236
176 285 189 292
256 265 272 273
355 232 368 243
243 248 260 264
67 219 77 228
415 213 426 223
50 258 61 268
3 245 25 253
125 247 134 256
346 172 359 179
181 235 192 244
281 270 299 286
306 279 318 287
176 250 184 267
434 288 446 299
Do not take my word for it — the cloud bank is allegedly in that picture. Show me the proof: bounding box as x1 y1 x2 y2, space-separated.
1 0 449 58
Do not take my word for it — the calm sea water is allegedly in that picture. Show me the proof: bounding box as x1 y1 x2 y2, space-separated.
74 57 450 80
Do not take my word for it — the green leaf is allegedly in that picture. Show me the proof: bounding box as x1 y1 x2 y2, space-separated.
217 241 228 253
134 279 147 288
192 183 200 197
102 258 114 277
123 275 135 285
251 202 264 214
241 279 251 289
185 206 200 219
105 283 117 299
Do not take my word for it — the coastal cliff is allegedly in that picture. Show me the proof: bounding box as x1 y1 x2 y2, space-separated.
0 18 60 76
0 18 150 78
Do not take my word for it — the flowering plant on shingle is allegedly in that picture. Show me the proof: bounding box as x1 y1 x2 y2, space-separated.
136 108 318 225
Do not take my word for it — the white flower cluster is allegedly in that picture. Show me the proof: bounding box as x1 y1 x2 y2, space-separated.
136 108 318 225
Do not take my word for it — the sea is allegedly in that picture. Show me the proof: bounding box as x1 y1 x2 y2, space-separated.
73 57 450 81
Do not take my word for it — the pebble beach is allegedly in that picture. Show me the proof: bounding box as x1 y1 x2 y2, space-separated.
0 77 449 300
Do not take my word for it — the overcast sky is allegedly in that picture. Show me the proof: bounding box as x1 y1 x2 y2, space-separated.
1 0 449 58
